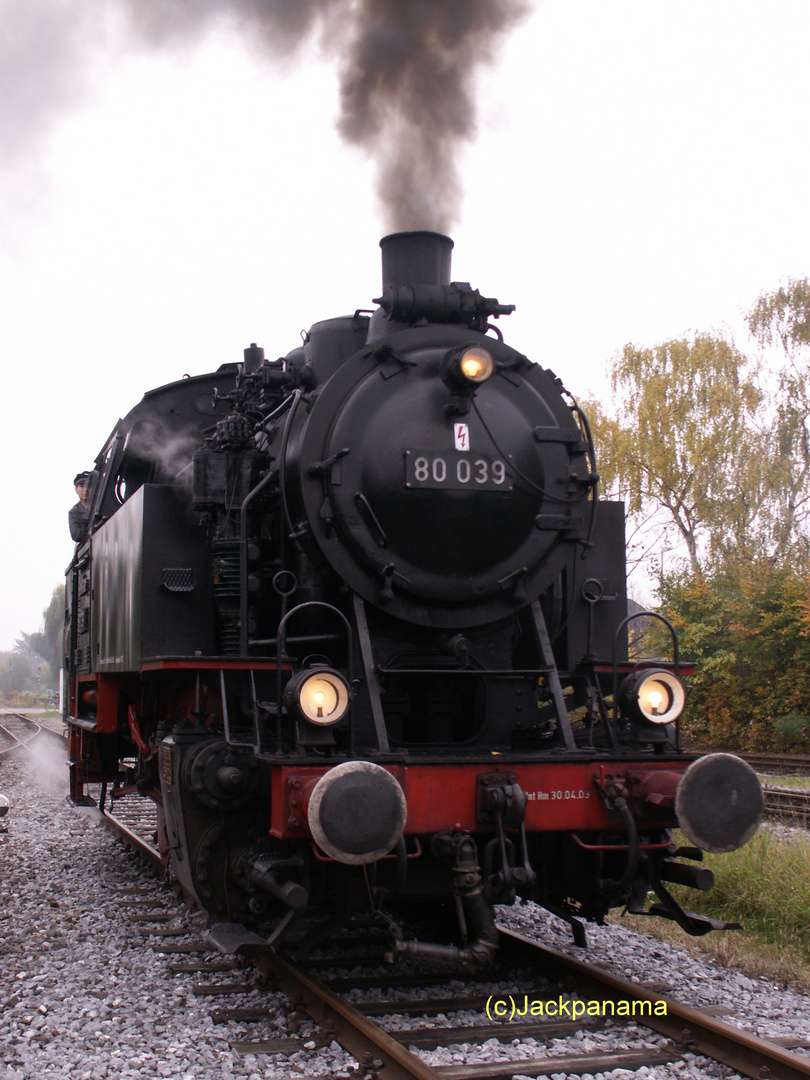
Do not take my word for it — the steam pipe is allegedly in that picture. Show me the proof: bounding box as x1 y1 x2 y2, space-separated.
597 796 639 895
393 837 499 967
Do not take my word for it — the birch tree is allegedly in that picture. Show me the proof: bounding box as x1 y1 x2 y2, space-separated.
588 334 766 574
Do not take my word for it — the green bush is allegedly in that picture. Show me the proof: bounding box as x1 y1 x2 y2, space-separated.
772 711 810 743
655 561 810 751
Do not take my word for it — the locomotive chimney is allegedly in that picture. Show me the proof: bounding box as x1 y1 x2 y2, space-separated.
369 231 514 340
367 230 455 342
380 230 454 290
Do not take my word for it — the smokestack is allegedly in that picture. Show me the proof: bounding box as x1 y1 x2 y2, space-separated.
379 231 454 291
370 230 515 340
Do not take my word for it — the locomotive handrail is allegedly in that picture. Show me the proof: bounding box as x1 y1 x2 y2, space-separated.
240 391 301 654
570 401 599 558
239 469 277 656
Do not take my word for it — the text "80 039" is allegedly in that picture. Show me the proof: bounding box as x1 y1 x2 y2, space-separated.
405 451 512 491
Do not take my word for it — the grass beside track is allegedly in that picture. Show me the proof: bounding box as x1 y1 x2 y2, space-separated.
615 827 810 992
760 774 810 789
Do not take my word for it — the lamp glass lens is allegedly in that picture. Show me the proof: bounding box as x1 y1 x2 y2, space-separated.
635 670 685 724
298 673 349 724
459 347 494 383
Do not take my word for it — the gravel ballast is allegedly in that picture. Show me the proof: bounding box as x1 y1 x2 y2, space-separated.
2 748 810 1080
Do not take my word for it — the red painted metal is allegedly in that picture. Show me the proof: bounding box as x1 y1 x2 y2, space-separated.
127 706 151 757
95 675 121 732
68 673 124 733
571 835 672 852
140 658 287 671
592 662 696 676
269 759 693 840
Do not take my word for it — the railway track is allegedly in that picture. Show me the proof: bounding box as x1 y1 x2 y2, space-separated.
109 831 810 1080
102 786 165 873
5 729 810 1079
0 712 165 869
129 917 810 1080
77 751 810 1079
740 752 810 776
0 711 67 773
9 724 808 1077
762 785 810 825
0 711 48 755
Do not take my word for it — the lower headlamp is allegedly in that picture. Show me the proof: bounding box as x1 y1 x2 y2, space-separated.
285 668 350 726
618 668 685 725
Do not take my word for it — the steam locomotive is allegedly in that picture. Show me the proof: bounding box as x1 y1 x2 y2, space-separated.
65 232 762 962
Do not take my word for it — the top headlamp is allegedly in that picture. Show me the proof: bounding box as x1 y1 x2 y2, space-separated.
618 668 686 725
285 668 351 726
457 346 494 383
442 345 495 390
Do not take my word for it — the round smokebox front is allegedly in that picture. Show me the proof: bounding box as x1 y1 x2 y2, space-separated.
307 761 407 865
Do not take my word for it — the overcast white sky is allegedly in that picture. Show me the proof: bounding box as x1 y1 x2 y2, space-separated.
1 0 808 651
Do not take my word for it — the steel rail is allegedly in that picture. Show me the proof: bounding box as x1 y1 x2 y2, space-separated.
763 786 810 820
259 952 438 1080
101 792 166 876
109 830 810 1080
0 728 20 758
27 713 69 740
498 926 810 1080
0 713 42 757
0 714 67 774
102 809 165 874
741 752 810 775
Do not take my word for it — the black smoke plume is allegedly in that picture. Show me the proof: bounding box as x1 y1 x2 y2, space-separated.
1 0 526 232
335 0 528 231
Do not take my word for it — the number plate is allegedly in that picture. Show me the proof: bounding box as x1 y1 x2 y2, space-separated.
404 451 512 490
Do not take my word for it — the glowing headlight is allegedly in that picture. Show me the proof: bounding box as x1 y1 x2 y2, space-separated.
286 669 350 726
458 347 494 383
619 668 686 725
442 345 495 391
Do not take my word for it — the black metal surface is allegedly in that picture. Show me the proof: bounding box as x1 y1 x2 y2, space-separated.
380 230 453 290
91 484 213 668
295 323 593 628
675 753 764 853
